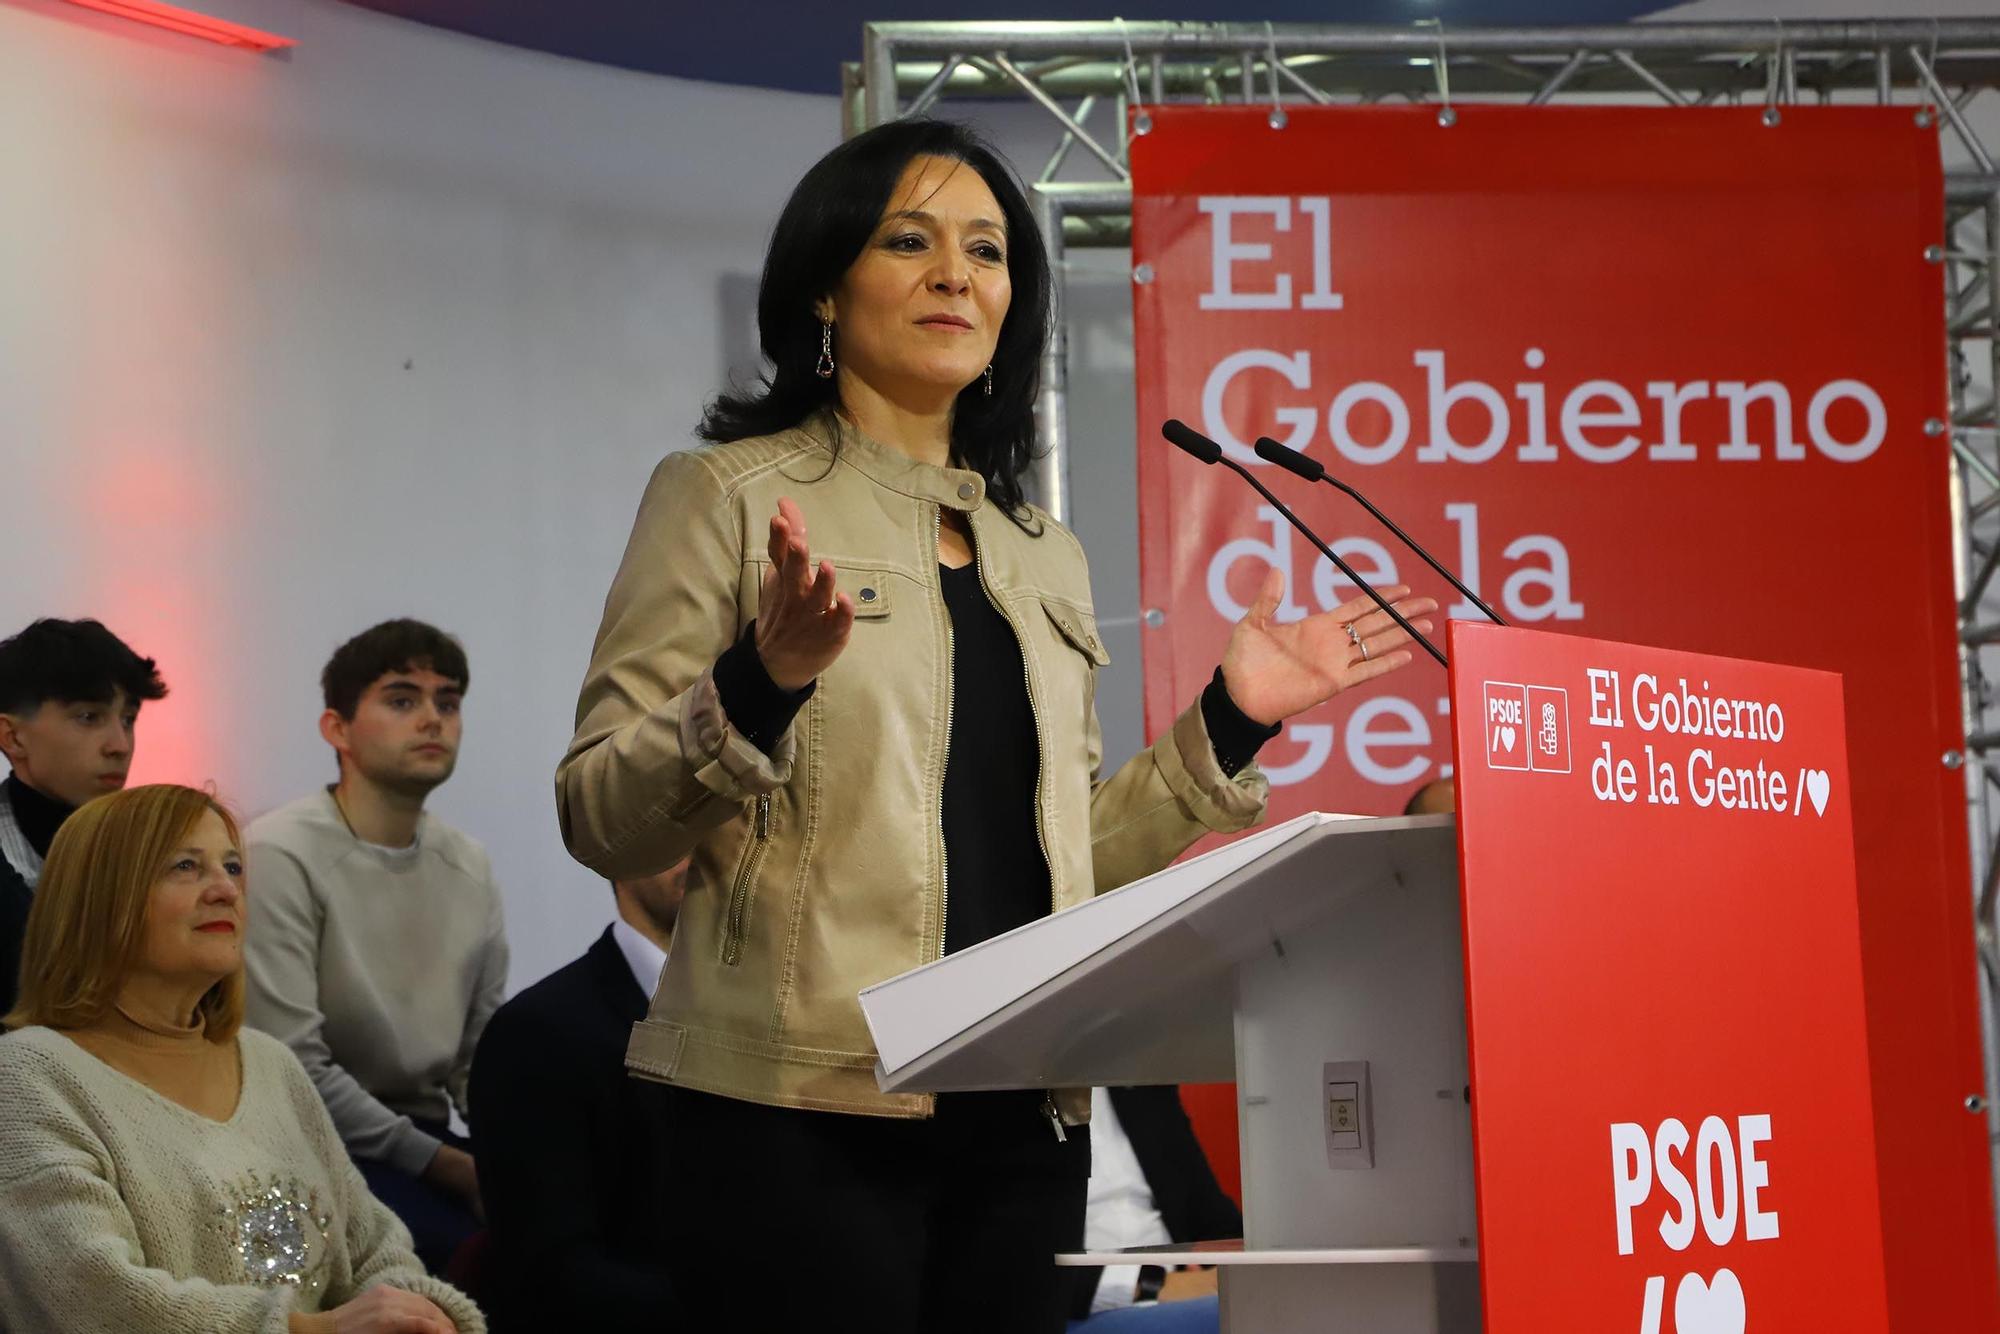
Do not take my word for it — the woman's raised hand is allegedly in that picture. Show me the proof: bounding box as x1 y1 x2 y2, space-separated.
1219 570 1438 727
754 497 856 691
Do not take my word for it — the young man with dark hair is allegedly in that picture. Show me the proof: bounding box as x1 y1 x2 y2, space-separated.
0 619 167 1014
243 618 509 1275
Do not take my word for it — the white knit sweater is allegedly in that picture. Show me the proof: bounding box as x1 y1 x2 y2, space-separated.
0 1025 485 1333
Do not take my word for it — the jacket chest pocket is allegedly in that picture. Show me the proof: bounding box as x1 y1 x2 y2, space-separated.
742 560 896 623
1041 600 1109 666
1037 598 1110 716
847 572 892 619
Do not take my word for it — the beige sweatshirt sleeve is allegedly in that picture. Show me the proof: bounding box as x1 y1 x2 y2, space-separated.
448 873 508 1125
557 449 797 881
242 843 442 1176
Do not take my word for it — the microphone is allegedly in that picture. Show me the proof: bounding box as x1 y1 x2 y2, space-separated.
1162 420 1445 667
1252 435 1507 627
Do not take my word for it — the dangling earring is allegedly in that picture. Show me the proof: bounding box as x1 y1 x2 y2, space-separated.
816 320 835 379
983 364 994 396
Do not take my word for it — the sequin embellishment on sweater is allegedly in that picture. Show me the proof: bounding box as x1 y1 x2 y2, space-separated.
215 1170 332 1289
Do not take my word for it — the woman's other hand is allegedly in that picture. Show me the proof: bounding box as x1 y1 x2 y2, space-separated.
1220 570 1437 726
293 1284 459 1333
755 497 856 691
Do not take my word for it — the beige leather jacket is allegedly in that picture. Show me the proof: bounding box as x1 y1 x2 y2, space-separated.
556 413 1269 1122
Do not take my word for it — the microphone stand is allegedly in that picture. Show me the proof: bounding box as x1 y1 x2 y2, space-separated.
1163 420 1446 667
1252 435 1507 627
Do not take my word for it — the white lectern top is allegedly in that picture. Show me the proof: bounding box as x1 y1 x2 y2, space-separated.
859 810 1457 1093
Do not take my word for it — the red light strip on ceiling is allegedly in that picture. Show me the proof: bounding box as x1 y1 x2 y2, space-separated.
64 0 295 51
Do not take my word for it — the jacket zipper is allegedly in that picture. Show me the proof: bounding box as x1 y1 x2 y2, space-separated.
970 526 1068 1142
970 540 1056 922
934 506 954 963
721 792 770 966
1041 1091 1069 1143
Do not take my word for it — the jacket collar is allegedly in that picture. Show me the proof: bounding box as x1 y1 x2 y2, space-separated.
803 410 988 513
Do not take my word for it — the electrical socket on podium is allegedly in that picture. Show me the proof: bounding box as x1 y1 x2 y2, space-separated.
1324 1060 1374 1170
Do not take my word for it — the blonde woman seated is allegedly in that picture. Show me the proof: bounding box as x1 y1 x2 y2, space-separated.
0 784 484 1334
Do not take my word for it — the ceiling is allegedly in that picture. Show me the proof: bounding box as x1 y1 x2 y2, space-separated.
335 1 1672 95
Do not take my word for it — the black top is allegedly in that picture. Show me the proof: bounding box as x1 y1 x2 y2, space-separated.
0 776 72 1018
938 560 1049 954
711 556 1279 957
711 634 815 758
5 774 69 859
468 927 682 1331
0 854 29 1019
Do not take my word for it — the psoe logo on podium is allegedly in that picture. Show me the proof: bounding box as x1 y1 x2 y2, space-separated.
1485 681 1571 774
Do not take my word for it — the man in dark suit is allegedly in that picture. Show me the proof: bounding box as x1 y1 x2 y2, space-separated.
1068 1085 1243 1330
468 862 687 1330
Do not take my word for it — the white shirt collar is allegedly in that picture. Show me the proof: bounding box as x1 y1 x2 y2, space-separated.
0 786 43 888
611 918 668 995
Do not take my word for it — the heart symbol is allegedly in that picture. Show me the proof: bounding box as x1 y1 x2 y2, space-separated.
1674 1268 1746 1334
1498 725 1516 753
1805 769 1830 817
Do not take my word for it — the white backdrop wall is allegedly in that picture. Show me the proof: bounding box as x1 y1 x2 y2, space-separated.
0 0 838 989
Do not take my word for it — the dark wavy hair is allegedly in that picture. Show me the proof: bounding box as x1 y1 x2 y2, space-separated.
320 618 468 720
699 119 1052 521
0 619 166 715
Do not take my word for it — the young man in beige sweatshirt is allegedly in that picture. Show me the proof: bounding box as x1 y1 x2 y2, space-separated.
243 619 509 1275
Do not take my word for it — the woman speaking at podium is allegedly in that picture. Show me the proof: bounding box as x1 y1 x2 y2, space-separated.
556 118 1433 1331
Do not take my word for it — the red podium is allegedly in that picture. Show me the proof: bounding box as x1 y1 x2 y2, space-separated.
861 624 1890 1332
1452 623 1886 1332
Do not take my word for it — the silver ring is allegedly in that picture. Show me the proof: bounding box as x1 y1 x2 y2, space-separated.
1358 638 1372 662
1343 622 1362 648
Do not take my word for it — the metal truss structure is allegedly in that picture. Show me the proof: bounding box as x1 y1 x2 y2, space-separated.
849 16 2000 1242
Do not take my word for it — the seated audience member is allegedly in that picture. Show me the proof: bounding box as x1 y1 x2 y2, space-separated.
244 619 507 1274
469 862 688 1330
0 783 482 1333
1069 1086 1241 1332
1403 778 1456 817
0 618 167 1014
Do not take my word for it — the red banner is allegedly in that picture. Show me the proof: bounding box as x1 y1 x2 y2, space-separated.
1130 106 1995 1327
1451 622 1885 1332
